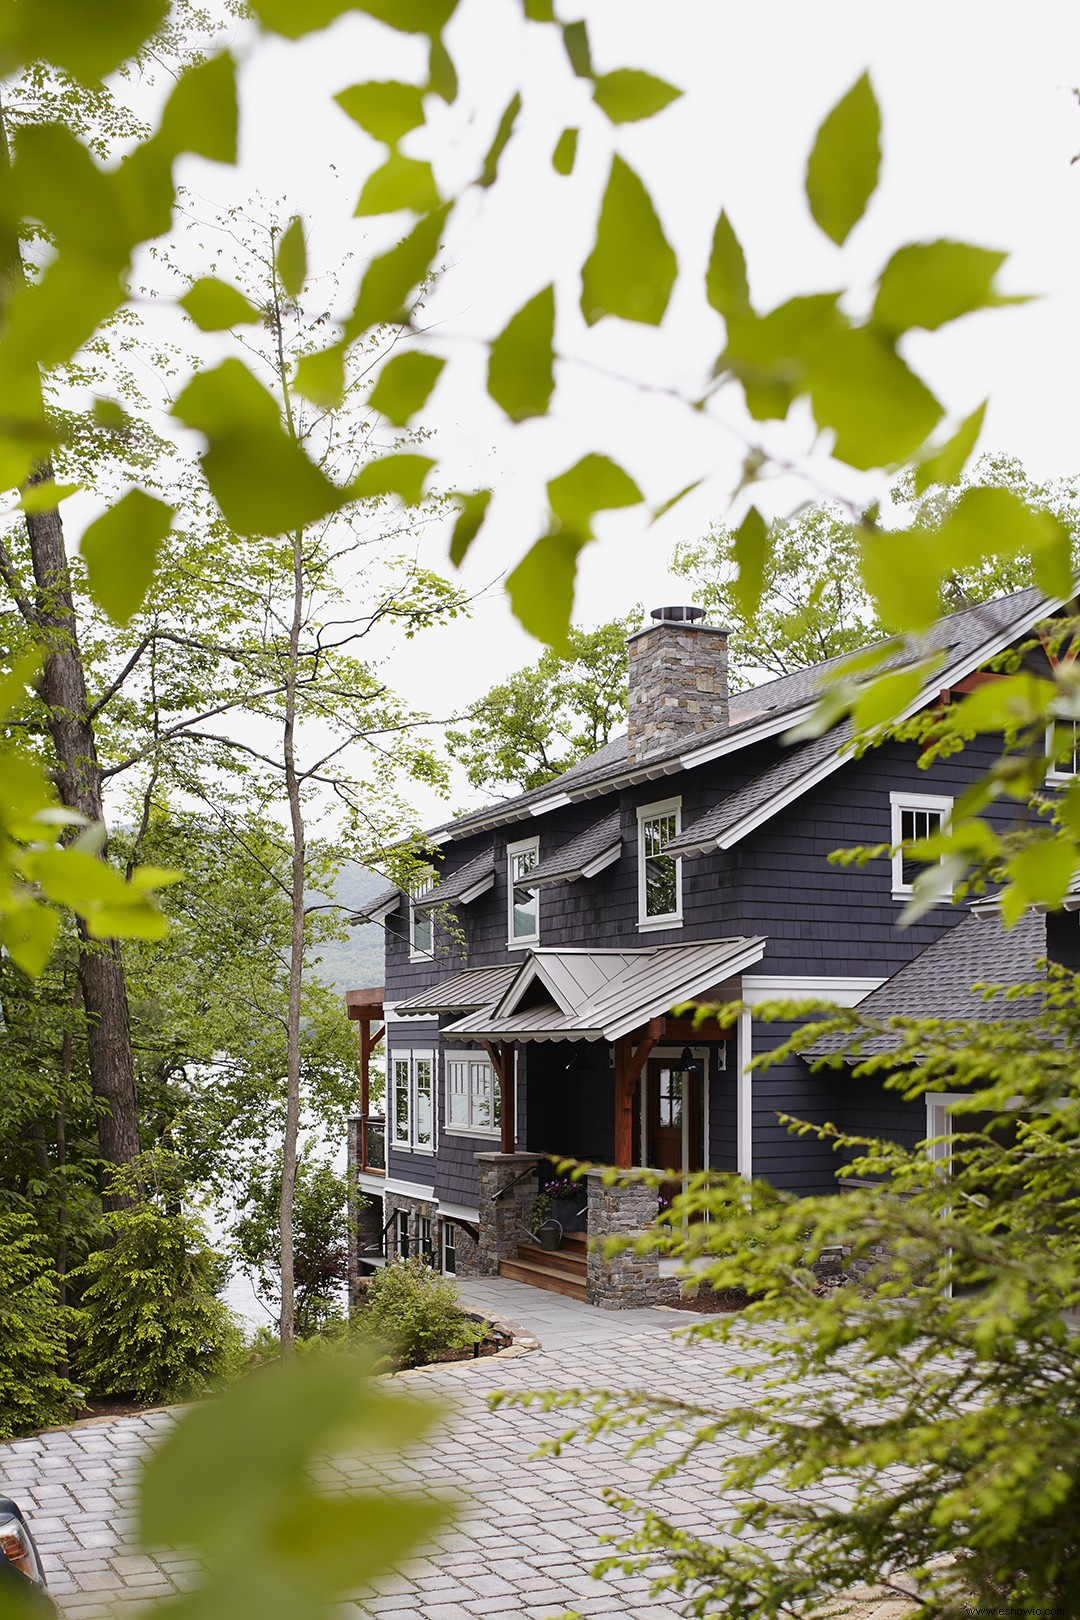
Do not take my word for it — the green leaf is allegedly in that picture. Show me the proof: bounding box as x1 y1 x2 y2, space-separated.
250 0 455 38
173 360 352 537
346 207 449 339
79 490 174 626
706 210 751 322
860 528 943 631
478 93 522 189
1006 838 1076 909
936 486 1074 598
852 665 928 732
157 51 238 164
719 294 843 421
874 241 1017 335
353 454 435 505
2 903 60 979
0 0 168 80
180 278 263 332
335 81 426 143
592 69 681 124
561 20 592 77
507 529 584 645
915 401 987 493
449 489 491 566
806 326 941 469
487 286 555 421
356 153 440 215
18 481 80 513
427 34 458 101
552 128 578 176
293 345 347 408
805 72 881 246
547 453 643 533
523 0 555 18
369 352 445 426
731 506 768 621
276 217 307 298
650 479 704 525
580 157 676 327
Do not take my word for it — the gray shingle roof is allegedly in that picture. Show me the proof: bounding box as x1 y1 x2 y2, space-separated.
526 811 622 887
431 587 1052 845
349 884 401 924
805 910 1047 1058
414 846 495 911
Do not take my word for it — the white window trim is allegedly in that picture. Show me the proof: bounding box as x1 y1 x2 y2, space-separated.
1046 720 1079 783
637 797 683 930
444 1048 502 1139
507 835 540 949
389 1049 437 1155
408 873 435 961
889 790 953 901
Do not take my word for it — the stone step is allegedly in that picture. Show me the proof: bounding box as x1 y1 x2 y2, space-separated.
516 1241 587 1276
497 1256 588 1300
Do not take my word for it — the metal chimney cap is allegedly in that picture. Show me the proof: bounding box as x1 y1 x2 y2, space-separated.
650 605 706 623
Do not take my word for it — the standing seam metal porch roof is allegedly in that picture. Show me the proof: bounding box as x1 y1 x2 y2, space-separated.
393 963 518 1017
442 936 766 1043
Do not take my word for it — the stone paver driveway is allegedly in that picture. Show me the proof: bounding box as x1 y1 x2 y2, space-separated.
0 1284 908 1620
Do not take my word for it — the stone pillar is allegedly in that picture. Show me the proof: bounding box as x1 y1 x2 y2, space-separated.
475 1152 542 1276
586 1172 678 1308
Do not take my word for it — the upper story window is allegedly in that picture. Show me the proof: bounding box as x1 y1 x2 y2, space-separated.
446 1053 501 1138
890 791 952 898
409 871 434 959
1047 720 1079 782
638 798 682 929
507 837 539 947
390 1049 435 1152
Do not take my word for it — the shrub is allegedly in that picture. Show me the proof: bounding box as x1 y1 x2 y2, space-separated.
0 1213 77 1437
232 1157 351 1339
70 1156 244 1404
359 1258 484 1369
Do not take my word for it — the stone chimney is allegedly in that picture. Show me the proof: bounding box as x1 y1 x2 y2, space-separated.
626 606 730 764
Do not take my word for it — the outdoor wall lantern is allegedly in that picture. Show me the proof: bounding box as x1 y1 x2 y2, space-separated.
679 1045 704 1076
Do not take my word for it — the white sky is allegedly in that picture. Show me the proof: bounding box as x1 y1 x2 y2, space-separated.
148 0 1080 812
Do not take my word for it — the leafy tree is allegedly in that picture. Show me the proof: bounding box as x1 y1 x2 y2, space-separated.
0 1212 76 1438
513 969 1080 1618
71 1152 243 1405
232 1158 351 1341
672 454 1080 687
446 613 641 795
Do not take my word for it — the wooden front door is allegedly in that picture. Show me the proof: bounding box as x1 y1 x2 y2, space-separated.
645 1058 703 1181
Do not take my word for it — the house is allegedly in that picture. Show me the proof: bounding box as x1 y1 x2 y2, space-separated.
346 589 1078 1306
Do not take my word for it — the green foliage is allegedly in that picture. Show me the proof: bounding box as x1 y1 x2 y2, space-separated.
446 613 640 795
232 1159 350 1339
359 1256 483 1369
78 487 173 625
511 972 1080 1618
805 71 881 246
580 156 676 327
591 69 681 125
137 1345 455 1620
487 284 555 422
0 1213 76 1438
70 1154 243 1404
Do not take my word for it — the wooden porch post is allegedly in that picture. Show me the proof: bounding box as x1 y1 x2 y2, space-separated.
482 1041 517 1154
613 1018 661 1169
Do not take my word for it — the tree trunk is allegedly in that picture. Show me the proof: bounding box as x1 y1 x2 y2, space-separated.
278 521 305 1355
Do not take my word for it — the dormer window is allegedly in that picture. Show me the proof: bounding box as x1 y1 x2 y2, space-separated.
409 872 434 958
507 837 539 947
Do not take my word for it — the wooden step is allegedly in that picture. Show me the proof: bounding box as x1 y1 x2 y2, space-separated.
515 1242 587 1276
498 1256 587 1300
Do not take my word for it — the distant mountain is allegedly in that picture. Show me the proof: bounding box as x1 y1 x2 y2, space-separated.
308 864 390 1000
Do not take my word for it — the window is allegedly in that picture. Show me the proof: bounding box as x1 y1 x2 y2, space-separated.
441 1220 457 1274
395 1208 410 1259
1047 720 1079 782
445 1053 502 1137
507 837 539 946
409 872 434 958
890 792 952 897
637 799 682 928
418 1214 433 1262
389 1050 436 1152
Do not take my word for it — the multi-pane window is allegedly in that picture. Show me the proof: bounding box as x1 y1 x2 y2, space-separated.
446 1054 502 1136
658 1067 684 1128
390 1051 436 1151
409 873 434 957
507 838 539 944
442 1221 457 1274
890 793 952 896
1047 720 1080 782
418 1215 433 1262
638 800 682 926
395 1208 410 1259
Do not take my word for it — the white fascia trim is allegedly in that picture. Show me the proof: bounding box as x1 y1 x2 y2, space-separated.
458 872 495 904
530 792 571 815
357 1173 437 1200
741 975 885 1008
437 1201 480 1223
715 743 856 850
500 954 577 1018
737 1005 753 1180
360 897 400 925
582 842 622 877
602 937 767 1041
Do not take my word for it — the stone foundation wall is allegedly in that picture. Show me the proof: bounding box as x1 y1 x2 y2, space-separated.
475 1153 541 1276
586 1172 679 1309
446 1218 483 1278
382 1189 438 1264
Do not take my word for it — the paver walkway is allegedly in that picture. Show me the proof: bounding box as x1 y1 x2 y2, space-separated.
0 1284 911 1620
